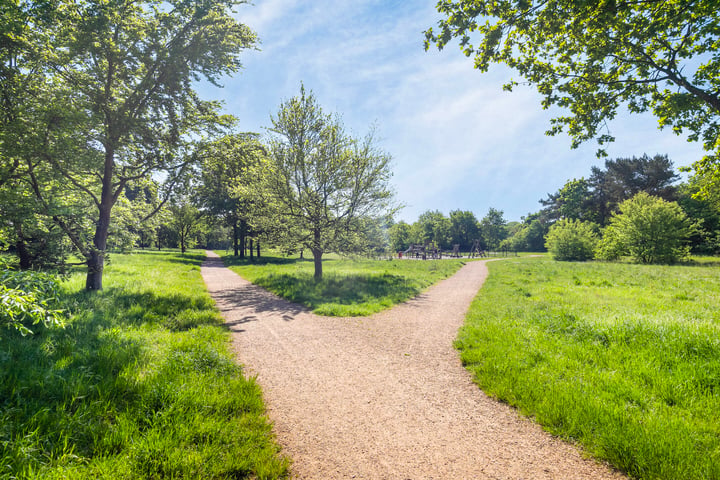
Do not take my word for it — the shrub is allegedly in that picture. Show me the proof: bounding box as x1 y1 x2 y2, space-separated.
596 192 692 264
544 219 598 261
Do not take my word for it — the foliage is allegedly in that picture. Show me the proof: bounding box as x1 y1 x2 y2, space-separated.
0 265 65 336
540 178 593 222
388 221 412 252
540 155 680 226
224 252 464 316
266 85 396 279
544 218 598 261
459 257 720 479
597 192 692 264
480 207 507 250
424 1 720 175
413 210 452 249
449 209 481 251
195 133 270 257
2 0 257 290
168 200 204 254
0 250 288 478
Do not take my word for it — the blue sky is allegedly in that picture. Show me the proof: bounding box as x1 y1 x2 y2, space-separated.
203 0 706 223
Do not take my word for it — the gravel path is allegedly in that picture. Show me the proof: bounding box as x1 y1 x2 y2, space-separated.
201 251 625 480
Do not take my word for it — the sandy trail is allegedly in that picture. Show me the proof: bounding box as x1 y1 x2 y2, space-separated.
201 251 625 480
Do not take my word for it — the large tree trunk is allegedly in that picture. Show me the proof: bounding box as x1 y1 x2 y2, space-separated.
312 248 323 279
256 239 260 258
249 238 254 259
86 150 114 290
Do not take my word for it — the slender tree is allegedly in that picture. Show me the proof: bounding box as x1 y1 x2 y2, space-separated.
266 86 395 279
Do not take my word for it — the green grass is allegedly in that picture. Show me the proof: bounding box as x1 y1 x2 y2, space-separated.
459 257 720 479
0 250 288 479
222 253 466 316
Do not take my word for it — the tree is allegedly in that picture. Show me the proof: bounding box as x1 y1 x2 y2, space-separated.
388 221 412 253
424 1 720 175
168 200 203 254
540 178 593 222
449 210 480 251
480 208 507 251
589 154 679 224
195 133 269 258
266 86 395 279
4 0 257 290
414 210 452 249
545 219 598 261
596 192 692 264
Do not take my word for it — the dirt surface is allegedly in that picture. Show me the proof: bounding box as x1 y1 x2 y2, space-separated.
201 251 626 480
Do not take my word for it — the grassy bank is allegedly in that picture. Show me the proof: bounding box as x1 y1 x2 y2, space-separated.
0 250 288 479
459 257 720 479
222 253 465 316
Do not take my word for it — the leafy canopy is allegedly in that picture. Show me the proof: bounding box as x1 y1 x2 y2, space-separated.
425 1 720 174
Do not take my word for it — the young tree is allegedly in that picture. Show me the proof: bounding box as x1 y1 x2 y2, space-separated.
545 219 598 262
266 86 395 279
425 1 720 177
596 192 693 264
6 0 257 290
168 200 203 254
388 221 412 253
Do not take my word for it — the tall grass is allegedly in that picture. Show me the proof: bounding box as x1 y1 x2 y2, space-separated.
459 257 720 479
0 250 288 479
223 253 465 316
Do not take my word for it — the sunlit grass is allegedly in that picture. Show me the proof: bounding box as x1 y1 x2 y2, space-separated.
222 252 466 316
0 249 288 479
459 257 720 479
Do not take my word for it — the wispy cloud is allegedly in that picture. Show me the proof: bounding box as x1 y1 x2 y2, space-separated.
218 1 707 222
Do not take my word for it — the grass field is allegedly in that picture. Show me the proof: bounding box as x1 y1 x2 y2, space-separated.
222 253 466 316
0 250 288 479
459 257 720 479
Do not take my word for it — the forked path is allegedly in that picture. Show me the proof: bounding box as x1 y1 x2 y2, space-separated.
201 251 625 480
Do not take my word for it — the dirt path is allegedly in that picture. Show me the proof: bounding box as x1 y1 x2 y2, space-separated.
201 252 625 479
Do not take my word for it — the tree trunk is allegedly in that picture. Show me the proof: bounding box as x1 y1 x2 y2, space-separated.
249 238 254 259
86 150 114 291
312 248 323 279
14 224 32 270
239 219 246 259
232 220 239 256
256 240 260 258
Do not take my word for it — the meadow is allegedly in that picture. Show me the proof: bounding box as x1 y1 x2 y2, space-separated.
222 253 465 316
0 250 288 479
459 257 720 479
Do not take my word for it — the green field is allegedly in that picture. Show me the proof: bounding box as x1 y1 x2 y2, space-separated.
0 250 288 479
222 253 465 316
459 257 720 479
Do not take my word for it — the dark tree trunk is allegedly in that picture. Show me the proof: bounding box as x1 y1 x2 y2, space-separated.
312 228 323 279
14 224 32 270
249 238 254 259
232 220 239 256
86 151 114 290
312 248 323 279
256 240 260 258
239 219 246 259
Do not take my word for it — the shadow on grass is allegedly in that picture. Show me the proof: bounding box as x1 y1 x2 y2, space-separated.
252 272 421 312
221 254 306 267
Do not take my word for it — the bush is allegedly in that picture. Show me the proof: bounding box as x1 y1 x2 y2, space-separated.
596 192 692 264
544 219 598 261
